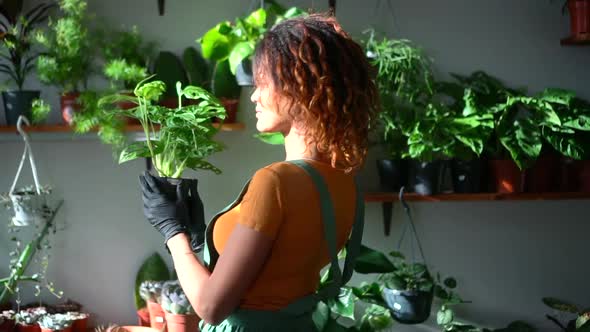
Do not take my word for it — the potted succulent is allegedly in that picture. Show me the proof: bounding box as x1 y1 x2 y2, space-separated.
14 307 46 332
135 253 170 327
542 297 590 332
37 314 72 332
199 4 306 86
160 281 199 332
139 281 166 331
0 1 54 125
34 0 95 124
1 310 16 332
64 313 88 332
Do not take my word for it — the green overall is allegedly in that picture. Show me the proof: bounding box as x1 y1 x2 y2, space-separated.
199 160 365 332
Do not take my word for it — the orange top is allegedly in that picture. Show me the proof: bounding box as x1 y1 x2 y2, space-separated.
212 160 357 310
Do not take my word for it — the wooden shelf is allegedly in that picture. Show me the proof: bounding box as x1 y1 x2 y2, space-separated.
365 192 590 202
560 36 590 46
0 122 245 134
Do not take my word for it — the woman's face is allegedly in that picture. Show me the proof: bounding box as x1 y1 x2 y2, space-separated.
250 72 292 135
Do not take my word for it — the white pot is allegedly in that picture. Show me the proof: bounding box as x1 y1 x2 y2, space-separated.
10 192 49 226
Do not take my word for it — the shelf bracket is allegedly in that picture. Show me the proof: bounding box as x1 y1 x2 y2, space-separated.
381 201 393 236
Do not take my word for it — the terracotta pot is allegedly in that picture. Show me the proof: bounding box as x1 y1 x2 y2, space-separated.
163 312 199 332
71 317 88 332
40 326 72 332
137 308 151 327
0 319 15 332
16 325 40 332
488 159 524 193
146 302 166 332
219 98 238 123
60 92 82 125
568 0 590 39
524 153 561 192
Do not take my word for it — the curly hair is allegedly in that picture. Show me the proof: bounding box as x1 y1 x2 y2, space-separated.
254 13 380 172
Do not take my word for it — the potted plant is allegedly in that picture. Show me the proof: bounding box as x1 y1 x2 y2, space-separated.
135 253 170 327
1 310 16 332
139 281 166 331
14 307 46 332
64 313 88 332
362 29 433 193
37 314 72 332
556 0 590 40
34 0 95 124
0 1 54 125
199 5 306 86
542 297 590 331
160 281 199 332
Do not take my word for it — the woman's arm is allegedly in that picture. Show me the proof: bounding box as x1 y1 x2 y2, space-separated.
167 224 273 325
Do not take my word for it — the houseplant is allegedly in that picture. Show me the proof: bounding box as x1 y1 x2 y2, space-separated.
160 281 199 332
0 1 54 125
134 253 170 327
14 307 46 332
555 0 590 40
198 4 306 86
34 0 95 124
139 281 166 331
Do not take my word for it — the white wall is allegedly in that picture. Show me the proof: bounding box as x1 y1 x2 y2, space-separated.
1 1 588 331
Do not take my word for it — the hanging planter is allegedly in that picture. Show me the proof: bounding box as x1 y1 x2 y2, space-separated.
379 188 434 324
1 116 52 227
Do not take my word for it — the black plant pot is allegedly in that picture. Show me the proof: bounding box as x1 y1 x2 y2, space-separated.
235 58 253 86
451 159 482 193
2 90 40 125
151 175 205 251
382 288 434 324
376 159 408 192
408 160 444 195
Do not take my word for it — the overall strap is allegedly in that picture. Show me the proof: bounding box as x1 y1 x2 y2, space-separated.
341 177 364 285
203 178 252 269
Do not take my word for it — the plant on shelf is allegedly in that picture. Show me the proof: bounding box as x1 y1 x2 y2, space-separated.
34 0 95 124
542 297 590 332
98 77 226 178
139 280 167 330
0 1 54 125
198 2 306 85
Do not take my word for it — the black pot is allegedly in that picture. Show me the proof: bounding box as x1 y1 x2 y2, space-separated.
376 159 408 192
451 159 482 193
382 288 434 324
408 160 444 195
151 175 205 251
2 90 40 125
235 58 253 86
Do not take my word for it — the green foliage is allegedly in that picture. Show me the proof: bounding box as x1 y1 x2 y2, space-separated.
183 46 210 88
378 251 433 292
254 132 285 145
198 5 306 75
0 2 54 90
99 78 227 178
543 297 590 332
104 59 147 91
161 280 194 315
34 0 94 93
135 253 170 310
31 98 51 124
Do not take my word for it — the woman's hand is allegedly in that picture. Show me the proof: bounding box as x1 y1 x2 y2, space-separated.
139 171 190 244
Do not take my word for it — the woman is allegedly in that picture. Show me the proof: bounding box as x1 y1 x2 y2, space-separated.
139 13 379 331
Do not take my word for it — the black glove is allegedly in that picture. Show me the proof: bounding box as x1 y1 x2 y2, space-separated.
185 179 206 252
139 171 190 244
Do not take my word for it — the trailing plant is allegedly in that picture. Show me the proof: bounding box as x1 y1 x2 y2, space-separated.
0 1 55 90
377 250 433 292
98 77 227 178
160 281 194 315
34 0 95 93
543 297 590 332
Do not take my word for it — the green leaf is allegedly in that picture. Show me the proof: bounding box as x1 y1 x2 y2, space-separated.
538 88 575 106
134 252 170 310
245 8 267 28
542 297 580 313
354 245 395 274
563 114 590 131
199 21 234 61
312 301 330 332
229 42 255 75
328 287 356 319
542 127 587 160
119 141 160 164
437 307 454 325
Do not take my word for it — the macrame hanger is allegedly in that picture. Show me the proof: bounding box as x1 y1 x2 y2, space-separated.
395 187 428 267
10 116 42 196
